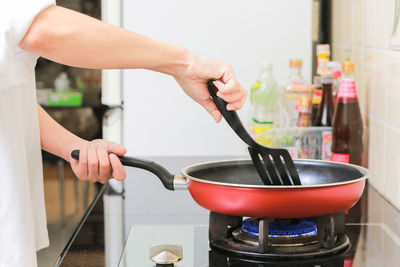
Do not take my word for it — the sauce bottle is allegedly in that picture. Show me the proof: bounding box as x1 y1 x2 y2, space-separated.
297 97 312 127
282 59 311 126
313 74 334 127
331 61 363 165
311 76 322 125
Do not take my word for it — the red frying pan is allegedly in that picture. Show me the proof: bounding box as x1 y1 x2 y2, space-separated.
71 151 368 218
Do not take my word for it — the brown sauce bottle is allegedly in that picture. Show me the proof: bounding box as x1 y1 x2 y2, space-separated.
331 61 363 165
313 74 334 127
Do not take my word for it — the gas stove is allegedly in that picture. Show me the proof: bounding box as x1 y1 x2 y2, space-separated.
56 184 400 267
118 211 353 267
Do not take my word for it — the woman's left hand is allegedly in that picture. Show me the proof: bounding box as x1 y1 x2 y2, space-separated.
67 139 127 184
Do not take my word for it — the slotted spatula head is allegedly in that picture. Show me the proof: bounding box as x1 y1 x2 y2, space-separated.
207 80 301 185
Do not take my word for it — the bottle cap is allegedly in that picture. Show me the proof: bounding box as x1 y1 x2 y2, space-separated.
300 97 312 107
313 75 322 88
342 61 355 73
260 61 273 71
317 44 330 56
321 73 333 84
290 59 303 68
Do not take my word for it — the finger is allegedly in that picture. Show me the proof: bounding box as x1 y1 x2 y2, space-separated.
227 92 248 110
110 154 126 181
87 146 99 181
97 147 111 180
213 80 231 94
106 142 127 157
216 90 243 102
199 98 222 123
78 147 89 180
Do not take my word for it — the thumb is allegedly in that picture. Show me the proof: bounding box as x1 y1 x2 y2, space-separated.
106 142 127 156
199 98 222 123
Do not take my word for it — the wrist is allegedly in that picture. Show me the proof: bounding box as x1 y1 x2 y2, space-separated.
153 44 193 77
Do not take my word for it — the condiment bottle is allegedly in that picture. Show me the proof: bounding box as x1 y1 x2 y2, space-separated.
316 44 330 75
282 59 311 126
313 74 334 126
250 61 281 146
331 61 363 165
311 76 322 125
297 97 312 127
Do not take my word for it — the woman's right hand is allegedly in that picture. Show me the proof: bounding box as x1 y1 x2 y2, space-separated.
173 52 247 122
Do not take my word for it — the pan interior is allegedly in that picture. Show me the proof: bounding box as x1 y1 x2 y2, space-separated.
184 159 368 187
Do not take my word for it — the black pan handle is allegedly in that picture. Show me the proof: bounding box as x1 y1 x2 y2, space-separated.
71 149 176 191
207 80 257 147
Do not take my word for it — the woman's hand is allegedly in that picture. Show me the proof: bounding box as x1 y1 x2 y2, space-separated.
173 52 247 123
67 139 127 184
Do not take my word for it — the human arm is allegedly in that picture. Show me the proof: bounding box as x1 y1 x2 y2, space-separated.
19 5 247 122
37 105 126 183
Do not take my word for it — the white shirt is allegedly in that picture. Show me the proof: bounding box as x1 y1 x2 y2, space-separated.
0 1 55 266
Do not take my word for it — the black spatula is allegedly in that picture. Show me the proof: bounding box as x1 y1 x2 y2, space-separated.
207 80 301 185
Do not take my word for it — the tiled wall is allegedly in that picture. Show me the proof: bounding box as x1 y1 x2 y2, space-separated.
331 0 400 209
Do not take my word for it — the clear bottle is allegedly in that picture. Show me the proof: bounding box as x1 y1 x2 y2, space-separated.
331 61 363 165
251 61 283 146
282 59 312 126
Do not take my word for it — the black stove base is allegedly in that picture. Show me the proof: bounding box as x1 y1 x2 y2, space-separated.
210 233 350 260
209 248 348 267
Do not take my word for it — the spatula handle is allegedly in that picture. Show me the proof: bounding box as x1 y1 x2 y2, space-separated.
207 80 257 147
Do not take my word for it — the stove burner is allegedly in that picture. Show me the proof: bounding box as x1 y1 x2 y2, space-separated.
233 218 318 247
209 212 349 258
242 218 318 238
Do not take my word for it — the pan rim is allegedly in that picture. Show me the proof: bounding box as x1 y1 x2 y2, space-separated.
180 158 369 189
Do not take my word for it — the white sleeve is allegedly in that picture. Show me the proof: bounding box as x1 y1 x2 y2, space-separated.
0 0 56 48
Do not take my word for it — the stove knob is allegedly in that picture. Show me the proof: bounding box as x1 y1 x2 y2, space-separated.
149 244 183 266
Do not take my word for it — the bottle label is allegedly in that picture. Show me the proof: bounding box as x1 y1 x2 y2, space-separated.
331 153 350 163
317 58 329 75
322 131 332 160
251 120 274 147
338 79 358 99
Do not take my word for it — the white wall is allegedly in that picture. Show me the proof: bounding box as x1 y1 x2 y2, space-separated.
122 0 313 157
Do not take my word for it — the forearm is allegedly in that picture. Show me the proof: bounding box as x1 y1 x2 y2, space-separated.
19 5 190 75
38 105 88 161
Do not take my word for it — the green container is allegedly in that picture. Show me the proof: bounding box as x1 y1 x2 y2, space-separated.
47 91 83 107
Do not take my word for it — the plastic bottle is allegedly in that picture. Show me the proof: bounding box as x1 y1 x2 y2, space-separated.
54 72 71 92
331 61 363 165
282 59 311 126
251 61 285 146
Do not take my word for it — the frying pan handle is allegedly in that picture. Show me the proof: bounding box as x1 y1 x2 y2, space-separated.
70 149 181 191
